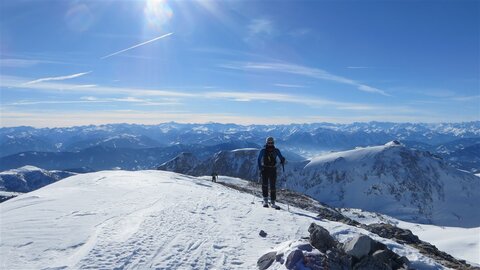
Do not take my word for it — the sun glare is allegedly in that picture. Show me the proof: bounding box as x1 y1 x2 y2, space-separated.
144 0 173 31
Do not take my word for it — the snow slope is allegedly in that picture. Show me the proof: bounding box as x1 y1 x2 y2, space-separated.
295 142 480 227
1 170 445 269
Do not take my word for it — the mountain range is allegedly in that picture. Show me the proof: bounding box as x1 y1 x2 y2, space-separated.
1 122 479 172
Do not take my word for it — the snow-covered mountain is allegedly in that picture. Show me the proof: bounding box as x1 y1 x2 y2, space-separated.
1 170 475 269
292 141 480 227
2 121 479 154
0 165 75 194
159 142 480 227
64 134 164 151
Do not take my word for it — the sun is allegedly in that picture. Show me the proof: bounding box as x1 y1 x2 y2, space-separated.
144 0 173 31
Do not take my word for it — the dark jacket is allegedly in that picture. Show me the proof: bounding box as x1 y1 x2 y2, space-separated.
257 146 285 169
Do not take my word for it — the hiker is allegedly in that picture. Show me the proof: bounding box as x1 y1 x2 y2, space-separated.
257 136 285 208
211 172 218 182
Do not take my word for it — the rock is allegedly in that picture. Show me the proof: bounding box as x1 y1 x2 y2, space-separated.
275 253 284 262
370 239 387 253
308 223 336 252
259 230 267 237
372 249 395 267
297 243 313 252
285 249 304 269
366 223 420 244
303 254 323 270
391 256 410 270
325 249 354 270
343 235 374 259
257 251 276 270
354 255 391 270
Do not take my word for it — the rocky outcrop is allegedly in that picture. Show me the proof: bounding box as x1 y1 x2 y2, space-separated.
258 223 410 270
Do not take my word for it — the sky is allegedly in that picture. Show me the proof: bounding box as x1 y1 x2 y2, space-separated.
0 0 479 127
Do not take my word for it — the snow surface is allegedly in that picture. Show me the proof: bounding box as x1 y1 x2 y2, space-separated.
1 171 447 269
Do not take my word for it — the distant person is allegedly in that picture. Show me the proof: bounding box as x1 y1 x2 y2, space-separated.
211 172 218 182
257 136 285 208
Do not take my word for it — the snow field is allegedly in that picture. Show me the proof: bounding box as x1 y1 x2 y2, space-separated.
1 170 447 269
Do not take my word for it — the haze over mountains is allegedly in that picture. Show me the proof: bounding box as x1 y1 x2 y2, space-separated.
1 121 479 173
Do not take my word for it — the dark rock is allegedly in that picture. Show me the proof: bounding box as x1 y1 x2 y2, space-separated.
354 255 391 270
317 207 361 226
275 253 284 262
366 223 420 244
257 251 276 270
372 250 395 267
370 239 387 254
308 223 336 252
297 243 313 252
304 254 324 270
324 250 353 270
285 249 304 269
259 230 267 238
343 235 374 259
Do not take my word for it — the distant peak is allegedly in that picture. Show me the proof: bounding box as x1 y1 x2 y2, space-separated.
384 140 402 147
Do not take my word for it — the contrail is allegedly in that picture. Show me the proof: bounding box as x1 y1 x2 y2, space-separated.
24 71 92 85
100 32 173 60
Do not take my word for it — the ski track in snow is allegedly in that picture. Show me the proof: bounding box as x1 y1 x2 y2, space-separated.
0 170 451 269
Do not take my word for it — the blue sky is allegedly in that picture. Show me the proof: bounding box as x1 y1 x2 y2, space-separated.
1 0 479 127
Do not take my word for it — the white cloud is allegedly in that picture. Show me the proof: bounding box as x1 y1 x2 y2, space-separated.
23 71 92 85
222 61 390 96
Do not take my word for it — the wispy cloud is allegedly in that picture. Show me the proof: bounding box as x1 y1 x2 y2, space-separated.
274 83 305 88
3 74 401 112
347 66 371 69
2 75 195 98
221 61 389 96
100 33 173 59
0 57 69 68
451 95 480 102
72 84 98 89
23 71 92 85
6 96 182 107
248 19 274 36
203 91 405 112
0 58 43 68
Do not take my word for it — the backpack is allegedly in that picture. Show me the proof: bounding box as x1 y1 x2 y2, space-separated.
263 148 277 167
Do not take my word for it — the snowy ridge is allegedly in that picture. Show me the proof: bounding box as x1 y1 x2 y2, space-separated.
294 141 480 227
0 165 76 193
0 171 451 269
158 142 480 228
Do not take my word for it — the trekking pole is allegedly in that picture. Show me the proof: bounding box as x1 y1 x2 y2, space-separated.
252 171 260 204
282 161 290 212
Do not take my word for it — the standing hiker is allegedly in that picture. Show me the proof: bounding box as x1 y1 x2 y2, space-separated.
257 136 285 208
